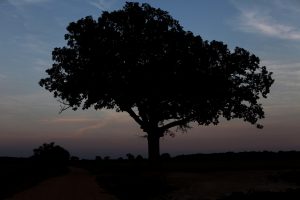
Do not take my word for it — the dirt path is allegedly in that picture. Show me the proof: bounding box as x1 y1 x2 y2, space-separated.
7 167 118 200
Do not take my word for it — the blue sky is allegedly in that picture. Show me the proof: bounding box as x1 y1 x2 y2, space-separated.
0 0 300 159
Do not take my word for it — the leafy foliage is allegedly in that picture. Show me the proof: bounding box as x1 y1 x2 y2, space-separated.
32 142 70 164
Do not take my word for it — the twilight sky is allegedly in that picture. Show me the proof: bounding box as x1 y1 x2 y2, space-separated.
0 0 299 159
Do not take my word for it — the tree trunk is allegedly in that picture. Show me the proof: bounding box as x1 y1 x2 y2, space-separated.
147 133 160 161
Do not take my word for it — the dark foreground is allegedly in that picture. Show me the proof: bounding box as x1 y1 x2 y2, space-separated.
2 151 300 200
7 167 117 200
84 152 300 200
0 157 69 199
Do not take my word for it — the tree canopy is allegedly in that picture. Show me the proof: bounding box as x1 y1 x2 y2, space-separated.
32 142 70 164
39 2 274 160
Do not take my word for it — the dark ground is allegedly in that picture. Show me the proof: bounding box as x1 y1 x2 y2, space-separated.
81 151 300 200
2 151 300 200
6 167 117 200
0 157 68 199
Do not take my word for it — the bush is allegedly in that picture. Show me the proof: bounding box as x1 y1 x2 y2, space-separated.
126 153 135 161
32 142 70 165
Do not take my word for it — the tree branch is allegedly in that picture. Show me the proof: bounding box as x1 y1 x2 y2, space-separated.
58 99 71 114
160 117 192 131
125 107 144 126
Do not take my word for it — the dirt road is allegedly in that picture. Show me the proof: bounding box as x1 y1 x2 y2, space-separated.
7 167 118 200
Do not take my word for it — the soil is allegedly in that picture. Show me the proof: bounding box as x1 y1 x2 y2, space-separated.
7 167 118 200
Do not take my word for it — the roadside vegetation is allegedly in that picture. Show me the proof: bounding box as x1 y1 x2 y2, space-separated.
0 142 69 199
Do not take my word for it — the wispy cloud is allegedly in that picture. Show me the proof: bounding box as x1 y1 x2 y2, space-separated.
7 0 49 6
77 120 109 134
12 34 52 57
41 118 98 124
238 10 300 40
261 60 300 108
40 109 133 136
88 0 115 11
274 0 300 13
76 112 131 136
232 1 300 41
262 60 300 89
263 60 300 72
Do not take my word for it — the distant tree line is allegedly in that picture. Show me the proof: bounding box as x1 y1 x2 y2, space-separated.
173 151 300 161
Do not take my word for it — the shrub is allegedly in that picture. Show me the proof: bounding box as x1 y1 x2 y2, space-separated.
32 142 70 165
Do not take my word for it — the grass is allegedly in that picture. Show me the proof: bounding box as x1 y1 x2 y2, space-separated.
80 152 300 200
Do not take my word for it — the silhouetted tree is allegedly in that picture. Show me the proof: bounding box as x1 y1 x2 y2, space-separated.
32 142 70 164
160 153 171 161
39 2 274 161
95 156 102 161
136 155 144 161
104 156 110 160
126 153 135 160
117 157 124 161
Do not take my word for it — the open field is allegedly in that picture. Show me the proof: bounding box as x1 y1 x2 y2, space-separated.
2 151 300 200
84 152 300 200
